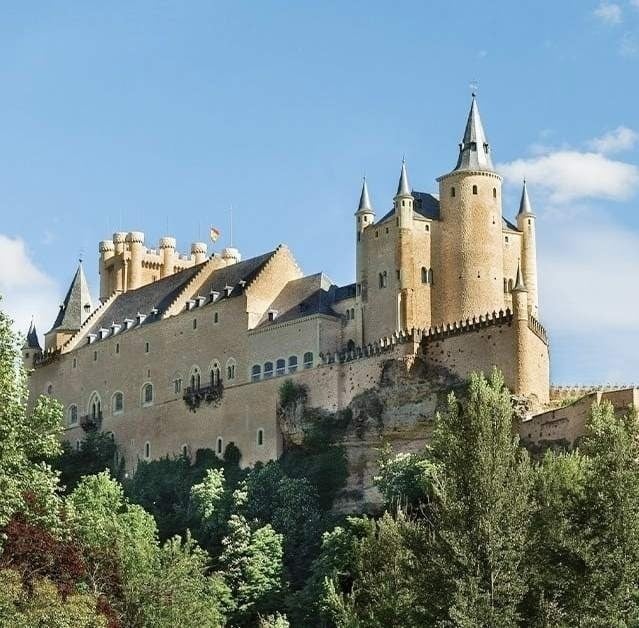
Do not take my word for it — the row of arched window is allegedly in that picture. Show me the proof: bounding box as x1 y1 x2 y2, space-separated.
66 385 154 426
251 352 314 382
180 359 235 393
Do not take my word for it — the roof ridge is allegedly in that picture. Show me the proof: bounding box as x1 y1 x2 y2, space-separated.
59 291 119 353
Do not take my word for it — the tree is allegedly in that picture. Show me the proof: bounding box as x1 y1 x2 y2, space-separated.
0 304 64 534
427 369 534 626
220 513 285 625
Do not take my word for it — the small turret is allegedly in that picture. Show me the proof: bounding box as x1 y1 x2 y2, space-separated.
22 319 42 368
516 180 539 317
191 242 208 265
221 247 241 265
394 159 415 330
355 177 375 236
159 236 176 278
126 231 145 291
394 159 414 229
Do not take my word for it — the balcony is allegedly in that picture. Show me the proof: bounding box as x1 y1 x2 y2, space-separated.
183 383 224 412
80 412 103 432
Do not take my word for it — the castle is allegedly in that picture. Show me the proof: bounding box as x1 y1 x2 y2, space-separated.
23 96 552 469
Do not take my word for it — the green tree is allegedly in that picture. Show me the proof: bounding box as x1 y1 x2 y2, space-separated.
0 305 64 534
428 369 534 626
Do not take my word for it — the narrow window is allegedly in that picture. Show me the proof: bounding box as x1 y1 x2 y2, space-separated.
264 361 274 378
346 309 350 321
421 267 428 283
112 392 124 414
182 444 189 458
257 429 264 446
428 268 433 284
303 352 314 369
505 236 509 243
192 318 197 329
378 273 384 289
47 384 53 395
288 355 298 373
276 358 286 376
76 440 81 451
493 187 497 199
144 441 150 459
93 351 98 361
72 358 77 368
251 364 261 382
226 360 236 380
174 378 182 394
142 383 153 406
385 227 389 234
211 364 221 386
425 224 430 232
375 230 379 238
451 186 456 197
472 185 478 195
351 308 355 319
68 405 78 426
214 312 219 324
216 437 223 455
115 343 120 354
145 341 150 353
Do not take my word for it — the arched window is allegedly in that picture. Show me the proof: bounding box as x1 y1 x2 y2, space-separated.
421 267 428 283
144 441 151 460
190 366 201 391
345 309 350 321
257 429 264 447
263 361 274 378
288 356 298 374
88 392 102 420
251 364 261 382
493 187 497 199
451 186 456 198
428 268 434 285
210 361 221 387
276 358 286 376
378 273 384 288
472 185 478 195
347 339 356 352
226 359 236 381
112 392 124 415
68 405 78 426
181 444 189 459
46 383 53 395
216 437 223 455
350 308 355 319
142 383 154 406
303 352 314 369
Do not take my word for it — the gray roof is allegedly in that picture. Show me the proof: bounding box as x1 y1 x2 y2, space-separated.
453 95 494 172
256 273 339 328
396 159 411 197
379 190 440 223
25 320 42 350
518 180 534 216
85 250 276 336
48 263 93 333
357 178 373 212
513 262 527 292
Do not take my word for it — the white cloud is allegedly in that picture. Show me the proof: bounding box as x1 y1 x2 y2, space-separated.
594 2 623 23
0 234 59 342
619 31 639 56
498 150 639 203
587 126 639 153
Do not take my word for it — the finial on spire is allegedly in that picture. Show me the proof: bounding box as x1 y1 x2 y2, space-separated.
396 159 411 197
518 179 534 216
357 177 374 212
513 261 527 292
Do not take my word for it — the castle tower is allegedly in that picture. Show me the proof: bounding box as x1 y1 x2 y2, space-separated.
22 319 42 368
355 177 375 344
512 263 532 396
436 95 504 324
516 180 539 318
159 237 176 278
45 262 93 351
394 159 415 330
126 231 145 291
98 238 115 300
191 242 208 265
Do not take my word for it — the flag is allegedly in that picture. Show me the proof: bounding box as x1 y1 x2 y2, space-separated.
210 227 221 242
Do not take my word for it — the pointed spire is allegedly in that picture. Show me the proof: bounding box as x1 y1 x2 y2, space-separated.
453 94 494 172
395 158 412 197
47 262 94 333
357 177 373 212
25 318 42 350
517 179 534 216
513 262 527 292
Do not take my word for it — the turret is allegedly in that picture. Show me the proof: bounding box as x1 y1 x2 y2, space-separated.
22 319 42 368
516 180 539 317
98 239 115 300
221 247 241 265
394 159 415 330
159 236 176 278
511 263 531 397
436 94 504 324
126 231 145 290
354 177 374 344
191 242 208 265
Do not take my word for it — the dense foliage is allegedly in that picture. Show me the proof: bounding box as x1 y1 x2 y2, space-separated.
2 299 639 626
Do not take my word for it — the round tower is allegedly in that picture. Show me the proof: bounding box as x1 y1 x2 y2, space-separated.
355 177 375 345
126 231 145 291
436 95 504 324
516 180 539 318
191 242 208 265
221 247 241 265
98 239 115 300
159 236 176 278
113 231 127 254
112 232 127 293
394 160 415 330
512 264 531 397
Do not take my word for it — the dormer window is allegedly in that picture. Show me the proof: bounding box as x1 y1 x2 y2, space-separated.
268 310 278 322
470 141 477 151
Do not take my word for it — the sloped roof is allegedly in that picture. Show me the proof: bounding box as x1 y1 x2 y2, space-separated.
48 264 93 333
85 251 275 335
25 320 42 350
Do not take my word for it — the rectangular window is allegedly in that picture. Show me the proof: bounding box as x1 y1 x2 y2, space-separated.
115 343 120 354
93 351 98 362
145 342 150 353
193 318 197 329
174 379 182 394
214 312 219 324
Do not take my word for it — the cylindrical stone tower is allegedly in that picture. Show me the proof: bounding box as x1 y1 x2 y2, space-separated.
159 236 177 279
98 239 115 300
126 231 145 291
516 180 539 318
191 242 208 265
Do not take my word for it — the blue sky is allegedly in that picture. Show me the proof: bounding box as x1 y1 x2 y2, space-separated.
0 1 638 385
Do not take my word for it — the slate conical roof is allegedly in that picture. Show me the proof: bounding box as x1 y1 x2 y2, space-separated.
395 159 412 197
513 262 527 292
453 94 494 172
48 263 93 333
25 319 42 350
518 179 534 216
357 177 373 212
